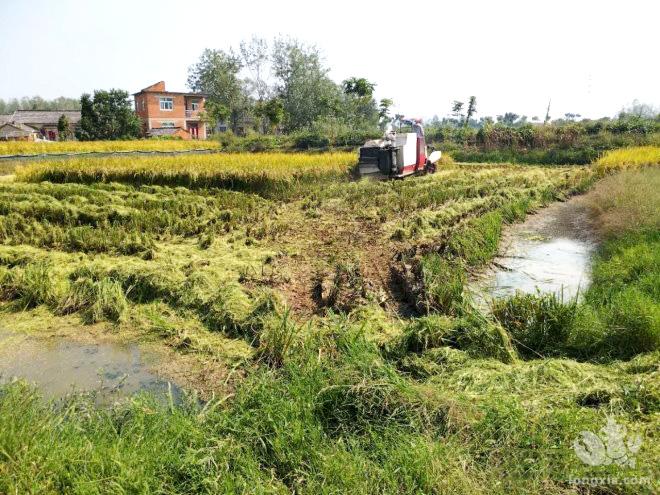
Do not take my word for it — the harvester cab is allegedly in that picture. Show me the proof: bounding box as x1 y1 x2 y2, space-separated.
358 119 441 179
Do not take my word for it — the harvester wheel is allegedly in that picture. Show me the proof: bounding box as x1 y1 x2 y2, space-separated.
426 162 437 174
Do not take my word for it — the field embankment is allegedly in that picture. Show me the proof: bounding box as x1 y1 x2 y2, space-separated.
0 150 658 493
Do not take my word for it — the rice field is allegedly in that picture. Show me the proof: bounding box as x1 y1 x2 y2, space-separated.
594 145 660 174
15 151 357 197
0 139 219 156
0 151 658 494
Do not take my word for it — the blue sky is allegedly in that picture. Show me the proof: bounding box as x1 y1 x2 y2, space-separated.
1 0 658 120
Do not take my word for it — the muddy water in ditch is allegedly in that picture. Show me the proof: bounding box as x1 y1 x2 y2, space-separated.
0 328 182 404
470 197 598 304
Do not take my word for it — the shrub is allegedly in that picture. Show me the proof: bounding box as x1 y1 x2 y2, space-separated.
291 131 331 150
254 310 298 367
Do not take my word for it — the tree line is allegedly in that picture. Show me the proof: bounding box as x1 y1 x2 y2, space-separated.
186 37 392 137
3 40 658 147
0 96 81 114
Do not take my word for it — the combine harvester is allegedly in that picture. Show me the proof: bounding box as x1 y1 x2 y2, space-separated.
358 118 442 179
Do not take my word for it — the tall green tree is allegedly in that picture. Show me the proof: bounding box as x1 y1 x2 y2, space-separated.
75 90 140 141
271 38 340 132
342 77 375 98
378 98 394 130
239 37 270 102
187 49 246 133
497 112 521 126
57 114 73 141
340 77 379 130
464 96 477 127
451 101 464 124
256 97 284 133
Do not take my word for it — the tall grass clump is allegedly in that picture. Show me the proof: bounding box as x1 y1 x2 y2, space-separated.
0 262 58 309
59 276 129 324
580 167 660 237
594 145 660 174
492 292 583 359
418 255 466 314
394 312 516 362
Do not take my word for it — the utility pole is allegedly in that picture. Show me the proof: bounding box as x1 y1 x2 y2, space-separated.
544 99 552 125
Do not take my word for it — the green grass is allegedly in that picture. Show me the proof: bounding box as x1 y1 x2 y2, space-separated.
1 158 658 493
492 168 660 362
1 327 657 494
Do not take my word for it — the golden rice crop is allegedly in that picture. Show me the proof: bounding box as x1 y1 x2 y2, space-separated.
15 151 357 198
0 139 219 156
593 145 660 174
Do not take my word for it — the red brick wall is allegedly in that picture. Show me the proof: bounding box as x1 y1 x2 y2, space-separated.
134 93 186 120
134 89 207 138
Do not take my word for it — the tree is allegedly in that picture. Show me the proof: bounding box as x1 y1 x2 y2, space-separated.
393 113 405 131
497 112 520 126
340 77 379 130
464 96 477 127
451 100 463 126
619 100 658 119
0 96 80 114
271 38 341 131
75 90 141 141
451 100 464 123
239 37 270 102
188 49 246 133
378 98 394 130
57 114 73 141
342 77 375 98
256 97 284 133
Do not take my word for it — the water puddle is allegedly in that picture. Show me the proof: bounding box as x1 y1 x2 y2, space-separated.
0 328 182 404
471 198 598 305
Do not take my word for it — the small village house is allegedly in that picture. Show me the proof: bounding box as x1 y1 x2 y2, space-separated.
133 81 207 140
0 110 80 141
0 122 39 141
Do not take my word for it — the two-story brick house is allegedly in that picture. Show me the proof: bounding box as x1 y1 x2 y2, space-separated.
133 81 207 139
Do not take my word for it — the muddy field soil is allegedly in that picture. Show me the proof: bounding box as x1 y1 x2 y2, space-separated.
0 327 184 403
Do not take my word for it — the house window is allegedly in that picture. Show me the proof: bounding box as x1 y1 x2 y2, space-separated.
160 97 173 111
191 100 199 111
141 99 145 111
161 121 175 128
